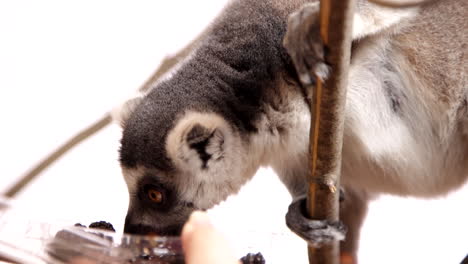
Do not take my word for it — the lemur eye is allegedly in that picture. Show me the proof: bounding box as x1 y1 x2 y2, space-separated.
147 188 164 203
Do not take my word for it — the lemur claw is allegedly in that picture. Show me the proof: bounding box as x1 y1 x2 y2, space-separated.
286 197 346 247
283 3 331 85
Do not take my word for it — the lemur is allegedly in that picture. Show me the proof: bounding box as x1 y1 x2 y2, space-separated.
115 0 467 261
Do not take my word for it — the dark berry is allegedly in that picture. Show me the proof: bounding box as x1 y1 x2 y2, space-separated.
240 252 266 264
89 221 115 232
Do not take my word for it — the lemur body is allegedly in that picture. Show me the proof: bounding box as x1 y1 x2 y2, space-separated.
117 0 467 259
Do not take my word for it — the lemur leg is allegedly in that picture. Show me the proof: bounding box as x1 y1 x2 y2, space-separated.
339 187 369 264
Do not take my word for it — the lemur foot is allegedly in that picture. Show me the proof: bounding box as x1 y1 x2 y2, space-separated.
283 3 330 86
286 197 346 248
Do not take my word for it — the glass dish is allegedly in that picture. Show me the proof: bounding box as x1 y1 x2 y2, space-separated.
0 196 308 264
0 196 184 264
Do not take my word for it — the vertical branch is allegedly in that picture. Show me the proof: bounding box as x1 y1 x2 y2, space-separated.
307 0 356 263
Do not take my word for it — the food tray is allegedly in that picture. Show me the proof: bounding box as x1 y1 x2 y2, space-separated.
0 197 183 264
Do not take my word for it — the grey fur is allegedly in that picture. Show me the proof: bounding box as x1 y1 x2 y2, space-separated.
120 0 301 170
117 0 467 260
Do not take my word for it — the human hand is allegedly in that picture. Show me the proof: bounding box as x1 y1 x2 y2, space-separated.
181 211 240 264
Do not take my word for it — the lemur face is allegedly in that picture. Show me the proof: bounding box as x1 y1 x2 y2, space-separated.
118 96 251 235
122 167 195 236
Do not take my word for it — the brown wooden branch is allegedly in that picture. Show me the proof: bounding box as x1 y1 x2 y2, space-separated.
307 0 356 263
3 114 112 198
307 0 356 262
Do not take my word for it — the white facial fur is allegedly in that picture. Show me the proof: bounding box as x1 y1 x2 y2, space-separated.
165 111 255 209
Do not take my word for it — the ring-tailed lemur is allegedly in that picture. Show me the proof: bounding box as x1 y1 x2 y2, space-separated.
115 0 467 260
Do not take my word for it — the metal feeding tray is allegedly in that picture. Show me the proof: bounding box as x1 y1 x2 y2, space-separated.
0 197 184 264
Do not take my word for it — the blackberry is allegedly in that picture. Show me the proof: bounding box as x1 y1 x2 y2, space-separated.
240 252 265 264
89 221 115 232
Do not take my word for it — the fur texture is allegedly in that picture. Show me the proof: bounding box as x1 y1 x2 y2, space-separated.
117 0 467 260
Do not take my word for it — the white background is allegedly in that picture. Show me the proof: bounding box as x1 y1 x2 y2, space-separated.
0 1 467 263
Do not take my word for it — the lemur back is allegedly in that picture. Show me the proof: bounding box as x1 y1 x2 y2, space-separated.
340 0 468 197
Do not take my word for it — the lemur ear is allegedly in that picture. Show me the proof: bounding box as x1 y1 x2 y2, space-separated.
111 95 143 127
185 124 224 169
166 112 232 172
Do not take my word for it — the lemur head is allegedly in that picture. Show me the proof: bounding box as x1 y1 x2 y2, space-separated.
116 93 252 236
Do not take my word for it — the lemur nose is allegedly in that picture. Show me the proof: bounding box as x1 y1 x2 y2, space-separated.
124 222 157 235
124 223 183 236
124 216 183 236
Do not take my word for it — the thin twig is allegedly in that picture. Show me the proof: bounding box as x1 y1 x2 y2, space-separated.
3 115 112 198
2 32 207 198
